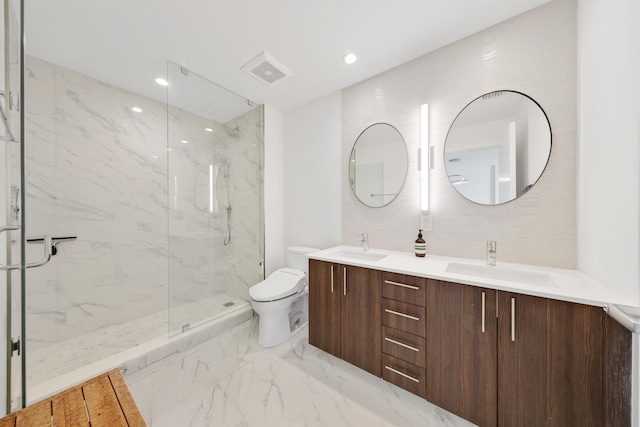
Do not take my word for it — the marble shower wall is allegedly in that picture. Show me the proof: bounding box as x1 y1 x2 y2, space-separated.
22 56 263 349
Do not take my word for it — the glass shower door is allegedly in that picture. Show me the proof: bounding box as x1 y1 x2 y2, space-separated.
0 0 264 417
1 0 24 414
0 1 265 411
0 0 51 414
167 62 264 335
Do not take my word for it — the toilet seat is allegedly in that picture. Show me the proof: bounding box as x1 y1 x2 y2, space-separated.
249 268 305 302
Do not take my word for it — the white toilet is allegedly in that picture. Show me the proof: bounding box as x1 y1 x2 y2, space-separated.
249 246 318 347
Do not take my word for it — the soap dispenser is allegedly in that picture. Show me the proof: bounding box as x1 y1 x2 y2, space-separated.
415 229 426 257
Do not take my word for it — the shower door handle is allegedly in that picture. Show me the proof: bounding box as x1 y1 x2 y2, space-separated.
0 224 20 234
25 235 53 268
0 224 21 270
0 225 53 270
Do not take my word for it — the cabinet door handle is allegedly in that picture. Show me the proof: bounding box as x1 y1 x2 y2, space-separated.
481 291 486 333
330 265 334 293
384 280 419 290
384 337 420 352
384 309 419 321
343 267 347 296
511 297 516 342
384 365 420 383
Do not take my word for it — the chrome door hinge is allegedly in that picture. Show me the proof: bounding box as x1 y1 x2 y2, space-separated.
10 338 20 357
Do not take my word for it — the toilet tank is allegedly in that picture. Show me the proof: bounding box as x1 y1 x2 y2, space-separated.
286 246 319 275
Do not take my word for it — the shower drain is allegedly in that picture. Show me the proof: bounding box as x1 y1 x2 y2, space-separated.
223 301 235 307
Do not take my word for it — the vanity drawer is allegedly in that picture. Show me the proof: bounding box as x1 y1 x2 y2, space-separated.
382 299 426 337
382 326 426 368
382 354 426 398
382 273 427 306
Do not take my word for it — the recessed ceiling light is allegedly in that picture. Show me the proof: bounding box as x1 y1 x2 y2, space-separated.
205 128 213 132
181 140 189 144
343 53 357 65
131 107 143 113
155 77 169 86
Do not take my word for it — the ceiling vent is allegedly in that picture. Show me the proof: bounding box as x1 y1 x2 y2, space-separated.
241 51 291 86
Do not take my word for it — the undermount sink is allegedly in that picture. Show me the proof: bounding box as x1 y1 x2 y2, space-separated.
445 262 556 287
329 250 388 262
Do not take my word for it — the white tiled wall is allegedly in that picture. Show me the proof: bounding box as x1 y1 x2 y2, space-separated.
577 0 640 422
342 0 577 269
283 92 342 255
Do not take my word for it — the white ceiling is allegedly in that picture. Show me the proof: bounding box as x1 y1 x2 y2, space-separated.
22 0 551 119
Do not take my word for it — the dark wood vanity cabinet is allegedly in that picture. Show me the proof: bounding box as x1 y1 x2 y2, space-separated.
309 261 631 427
341 265 382 376
497 292 631 427
380 273 428 398
496 292 548 427
308 259 341 358
308 259 382 376
426 281 498 427
426 280 631 427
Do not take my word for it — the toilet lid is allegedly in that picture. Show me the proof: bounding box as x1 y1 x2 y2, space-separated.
249 268 306 302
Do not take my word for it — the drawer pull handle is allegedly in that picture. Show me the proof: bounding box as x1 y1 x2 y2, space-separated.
384 365 420 383
385 309 419 321
384 280 419 290
330 265 334 293
481 291 486 333
384 337 420 352
511 297 516 342
343 267 347 296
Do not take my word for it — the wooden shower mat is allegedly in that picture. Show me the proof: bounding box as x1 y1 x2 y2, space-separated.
0 369 146 426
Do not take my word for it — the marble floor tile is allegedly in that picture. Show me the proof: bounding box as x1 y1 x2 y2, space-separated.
126 317 475 427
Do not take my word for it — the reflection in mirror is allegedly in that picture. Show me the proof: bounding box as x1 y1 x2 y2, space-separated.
349 123 408 208
444 91 551 205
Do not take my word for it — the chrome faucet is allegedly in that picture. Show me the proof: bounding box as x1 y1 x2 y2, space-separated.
360 233 369 251
487 241 497 266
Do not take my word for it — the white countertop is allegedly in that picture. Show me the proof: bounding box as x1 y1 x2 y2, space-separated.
308 246 632 309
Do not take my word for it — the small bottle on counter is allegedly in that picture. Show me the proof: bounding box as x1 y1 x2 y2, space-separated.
415 229 426 257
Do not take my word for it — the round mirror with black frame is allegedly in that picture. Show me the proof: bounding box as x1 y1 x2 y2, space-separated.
349 123 408 208
443 90 552 205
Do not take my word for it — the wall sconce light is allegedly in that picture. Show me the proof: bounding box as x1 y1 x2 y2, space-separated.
420 104 429 212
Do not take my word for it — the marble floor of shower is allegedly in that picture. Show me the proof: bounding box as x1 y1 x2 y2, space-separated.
126 317 474 427
27 293 248 386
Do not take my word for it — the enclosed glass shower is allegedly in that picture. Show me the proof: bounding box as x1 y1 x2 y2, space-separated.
0 1 264 414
